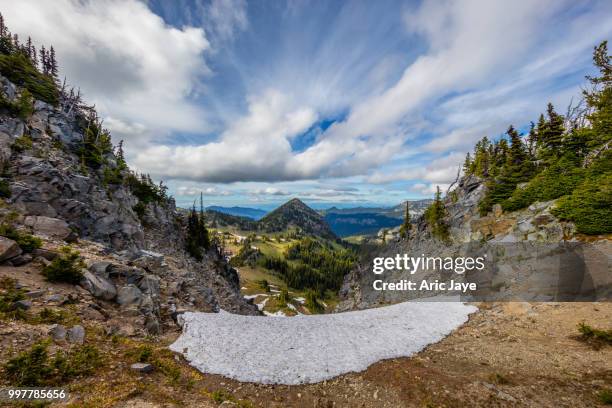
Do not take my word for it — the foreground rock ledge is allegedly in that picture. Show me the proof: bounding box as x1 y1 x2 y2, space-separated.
170 301 477 385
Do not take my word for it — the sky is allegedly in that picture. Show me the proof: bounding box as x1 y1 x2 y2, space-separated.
1 0 611 210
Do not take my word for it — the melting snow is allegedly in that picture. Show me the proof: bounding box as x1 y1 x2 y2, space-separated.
170 301 476 384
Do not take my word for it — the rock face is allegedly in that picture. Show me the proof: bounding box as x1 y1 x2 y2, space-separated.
0 72 259 334
339 174 611 310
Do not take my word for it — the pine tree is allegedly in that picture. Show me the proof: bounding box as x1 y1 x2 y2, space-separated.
40 45 47 74
424 186 449 240
399 201 411 238
537 103 565 161
49 46 58 80
463 152 472 175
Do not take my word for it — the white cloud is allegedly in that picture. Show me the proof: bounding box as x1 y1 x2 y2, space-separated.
176 186 232 196
0 0 210 149
132 90 318 182
410 183 450 196
368 152 464 184
249 187 291 196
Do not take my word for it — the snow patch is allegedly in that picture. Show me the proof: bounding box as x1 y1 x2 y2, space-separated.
170 301 476 385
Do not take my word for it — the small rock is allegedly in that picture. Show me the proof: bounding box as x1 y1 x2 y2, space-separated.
130 363 154 373
66 325 85 344
14 300 32 310
10 254 33 266
46 294 64 303
25 290 46 299
49 324 66 342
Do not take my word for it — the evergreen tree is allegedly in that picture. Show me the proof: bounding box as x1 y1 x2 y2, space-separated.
49 46 58 80
424 186 449 240
537 103 565 161
463 152 472 175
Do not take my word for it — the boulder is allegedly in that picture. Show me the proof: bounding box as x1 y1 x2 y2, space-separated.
0 236 22 263
49 324 67 342
23 216 71 240
88 261 111 276
117 284 143 307
136 274 160 296
80 270 117 301
66 325 85 344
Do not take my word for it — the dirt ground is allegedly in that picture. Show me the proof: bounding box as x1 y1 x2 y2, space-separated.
0 260 610 407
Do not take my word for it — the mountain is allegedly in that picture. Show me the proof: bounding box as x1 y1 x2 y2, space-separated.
324 213 403 237
258 198 337 239
206 209 258 230
321 200 433 237
207 206 266 220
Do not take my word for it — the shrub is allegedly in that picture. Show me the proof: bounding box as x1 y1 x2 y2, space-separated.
42 246 84 284
0 89 33 119
552 173 612 235
0 53 59 105
11 134 33 152
305 290 324 314
502 157 585 212
599 389 612 404
256 279 270 293
277 289 291 307
3 342 52 386
577 322 612 345
3 342 102 386
0 224 42 252
0 277 28 321
0 179 10 198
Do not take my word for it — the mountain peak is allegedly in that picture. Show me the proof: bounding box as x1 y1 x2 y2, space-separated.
259 198 336 239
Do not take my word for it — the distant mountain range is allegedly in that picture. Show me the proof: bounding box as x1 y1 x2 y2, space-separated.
205 199 433 238
206 206 266 220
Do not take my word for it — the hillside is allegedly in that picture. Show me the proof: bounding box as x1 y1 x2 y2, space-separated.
258 198 337 239
339 42 611 310
207 206 266 220
0 15 259 405
324 212 402 237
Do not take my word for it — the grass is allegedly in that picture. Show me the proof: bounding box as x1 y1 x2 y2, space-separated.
3 341 102 386
0 276 28 321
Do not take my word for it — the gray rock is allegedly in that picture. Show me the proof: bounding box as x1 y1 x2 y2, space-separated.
144 314 161 335
130 363 154 373
23 216 71 240
117 284 143 307
66 325 85 344
49 324 66 342
88 261 111 276
46 294 64 303
32 248 59 261
9 254 33 266
14 300 32 310
80 270 117 301
25 290 46 299
0 236 22 263
137 274 160 296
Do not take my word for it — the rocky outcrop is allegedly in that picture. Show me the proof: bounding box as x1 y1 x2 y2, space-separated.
339 174 610 310
0 72 258 333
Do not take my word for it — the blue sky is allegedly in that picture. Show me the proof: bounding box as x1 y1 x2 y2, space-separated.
2 0 611 209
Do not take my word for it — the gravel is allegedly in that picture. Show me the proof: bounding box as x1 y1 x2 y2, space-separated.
170 301 477 384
